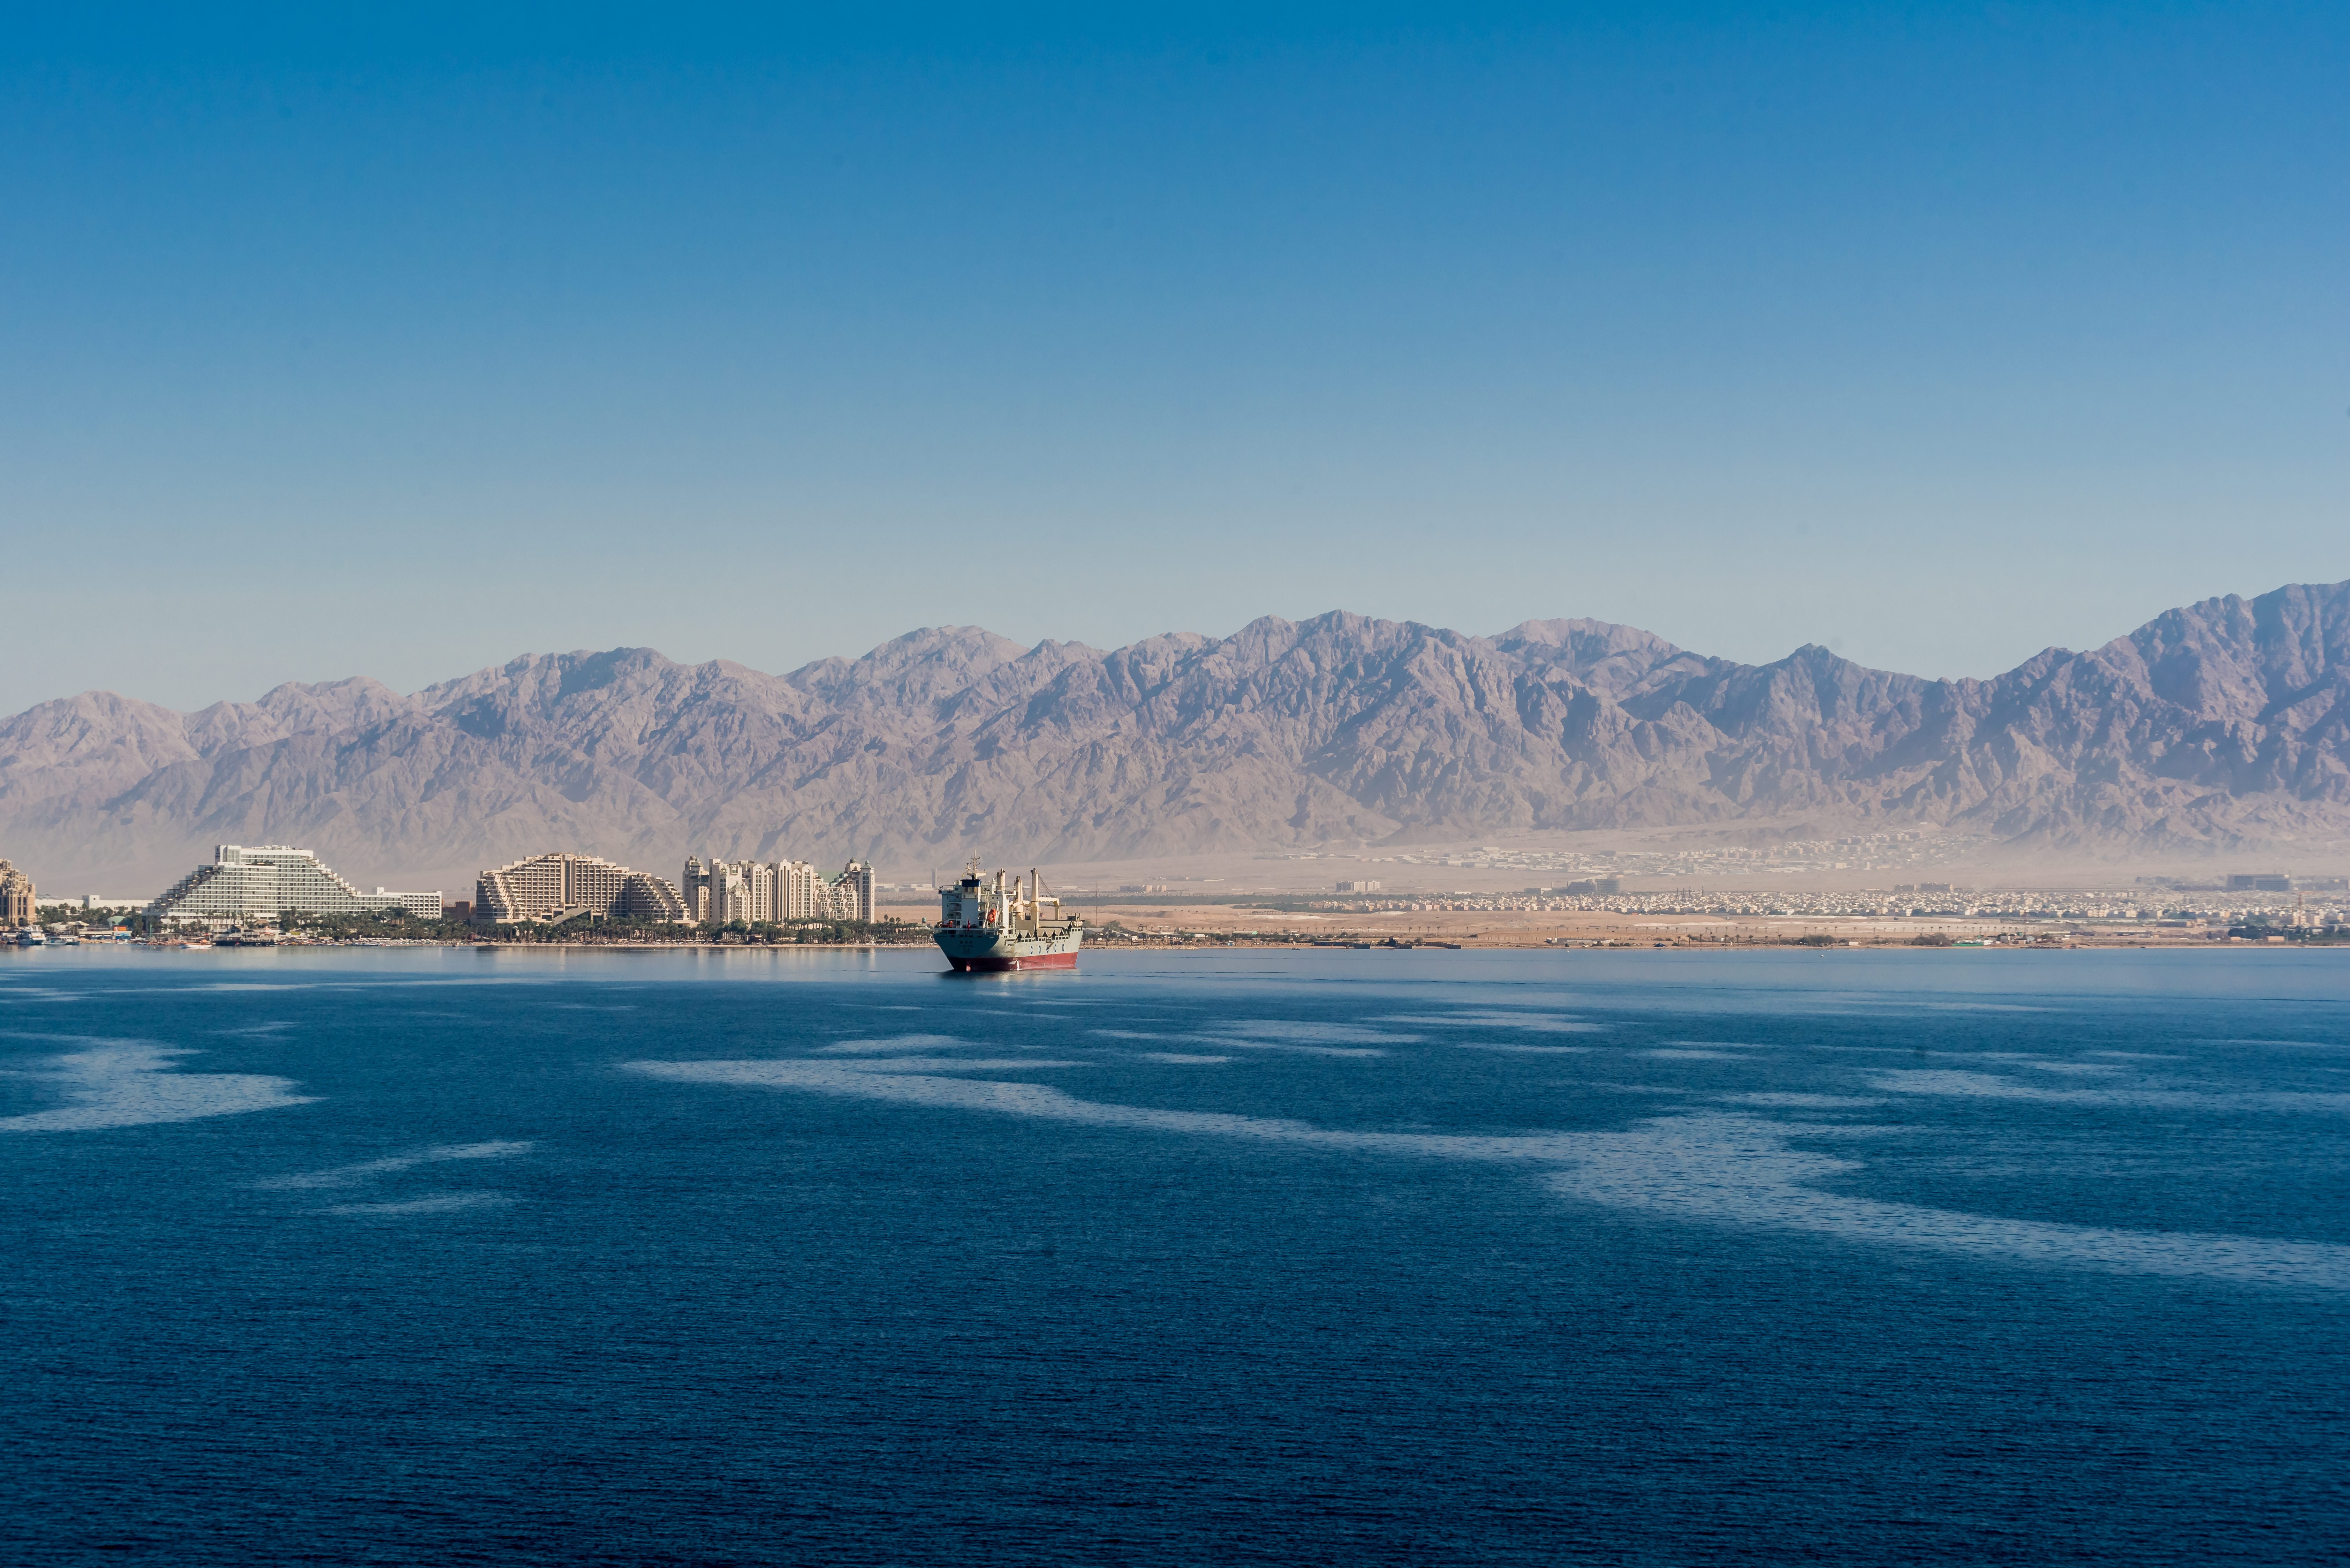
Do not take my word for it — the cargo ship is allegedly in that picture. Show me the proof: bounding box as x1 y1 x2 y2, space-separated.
935 862 1084 972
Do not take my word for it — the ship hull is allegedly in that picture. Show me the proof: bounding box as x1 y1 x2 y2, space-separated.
934 927 1082 973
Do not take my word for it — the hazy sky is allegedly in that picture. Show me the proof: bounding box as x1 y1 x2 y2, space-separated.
4 3 2345 713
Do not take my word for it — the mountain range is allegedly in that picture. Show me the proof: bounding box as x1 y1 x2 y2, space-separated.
4 579 2348 893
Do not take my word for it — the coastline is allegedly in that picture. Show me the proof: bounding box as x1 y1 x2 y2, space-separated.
14 934 2340 955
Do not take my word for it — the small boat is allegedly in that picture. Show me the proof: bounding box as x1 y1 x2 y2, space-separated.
14 927 47 946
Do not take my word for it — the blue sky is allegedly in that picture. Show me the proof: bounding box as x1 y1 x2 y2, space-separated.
4 3 2345 711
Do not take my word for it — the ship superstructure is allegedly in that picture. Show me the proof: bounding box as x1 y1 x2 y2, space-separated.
934 861 1084 972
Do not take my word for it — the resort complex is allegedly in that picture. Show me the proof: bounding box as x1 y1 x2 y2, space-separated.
3 839 882 939
474 852 689 925
146 845 441 924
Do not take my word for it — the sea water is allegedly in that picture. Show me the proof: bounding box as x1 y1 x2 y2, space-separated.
2 946 2345 1564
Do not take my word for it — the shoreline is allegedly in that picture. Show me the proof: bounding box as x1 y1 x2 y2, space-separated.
11 936 2343 955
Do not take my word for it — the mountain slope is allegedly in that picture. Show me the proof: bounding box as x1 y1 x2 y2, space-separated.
4 582 2347 890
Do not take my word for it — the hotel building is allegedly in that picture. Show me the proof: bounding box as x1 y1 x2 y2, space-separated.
475 852 688 925
147 845 440 923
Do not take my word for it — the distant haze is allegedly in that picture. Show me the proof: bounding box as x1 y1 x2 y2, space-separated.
2 580 2346 895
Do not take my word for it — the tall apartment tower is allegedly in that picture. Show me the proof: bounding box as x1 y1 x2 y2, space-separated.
745 861 777 922
681 855 876 925
839 861 876 923
706 860 766 924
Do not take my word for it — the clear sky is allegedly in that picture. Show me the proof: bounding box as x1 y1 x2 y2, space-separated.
4 3 2345 713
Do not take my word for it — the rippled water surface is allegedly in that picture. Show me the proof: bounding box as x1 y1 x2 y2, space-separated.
4 946 2347 1564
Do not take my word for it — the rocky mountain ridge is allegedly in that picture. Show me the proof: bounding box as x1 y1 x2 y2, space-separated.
4 580 2347 891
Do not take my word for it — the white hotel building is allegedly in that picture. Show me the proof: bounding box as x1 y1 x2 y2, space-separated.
147 845 440 924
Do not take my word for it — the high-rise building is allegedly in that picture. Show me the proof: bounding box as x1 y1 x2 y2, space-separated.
683 856 876 924
784 859 873 923
0 859 34 926
476 853 687 924
707 859 771 924
148 846 438 923
777 859 821 920
834 860 876 923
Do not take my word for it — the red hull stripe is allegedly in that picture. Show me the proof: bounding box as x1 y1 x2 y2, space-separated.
949 950 1080 972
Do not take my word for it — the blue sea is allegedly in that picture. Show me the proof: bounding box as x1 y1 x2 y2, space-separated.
2 946 2346 1564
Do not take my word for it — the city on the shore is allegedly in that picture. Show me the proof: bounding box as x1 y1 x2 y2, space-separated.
2 837 2345 951
0 845 879 948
